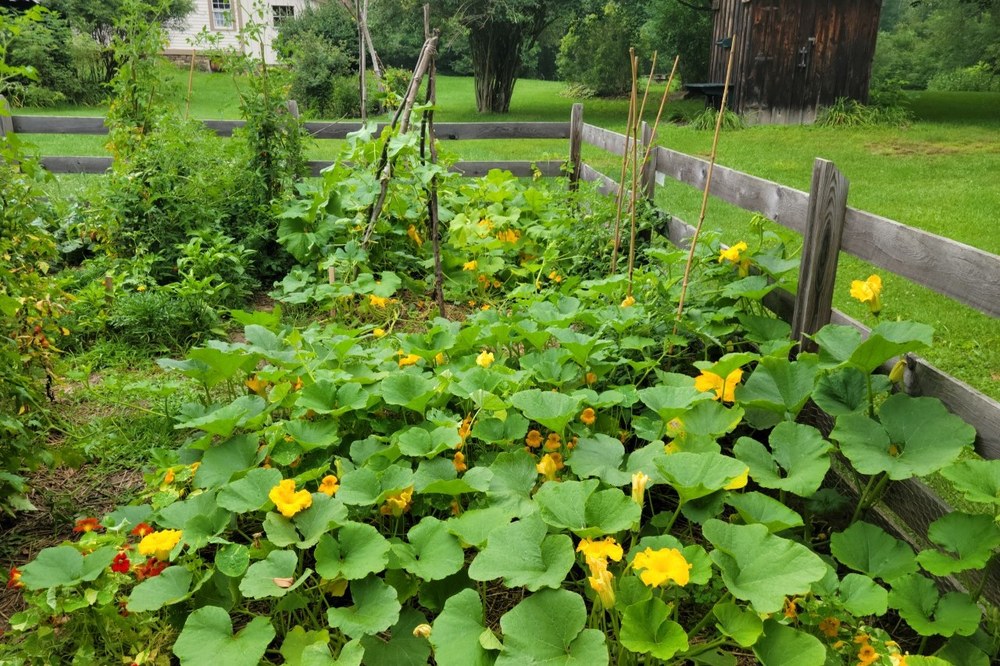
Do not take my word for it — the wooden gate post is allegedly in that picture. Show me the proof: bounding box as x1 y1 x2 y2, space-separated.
640 120 656 200
791 158 849 352
0 96 13 140
568 103 583 190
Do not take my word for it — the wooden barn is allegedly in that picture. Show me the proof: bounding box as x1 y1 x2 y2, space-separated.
708 0 882 124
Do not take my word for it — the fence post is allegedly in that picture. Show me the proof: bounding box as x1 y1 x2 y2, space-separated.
286 99 300 119
568 103 583 190
641 120 655 200
791 158 850 352
0 96 13 140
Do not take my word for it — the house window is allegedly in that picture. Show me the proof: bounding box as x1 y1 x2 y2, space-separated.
272 5 294 26
211 0 234 30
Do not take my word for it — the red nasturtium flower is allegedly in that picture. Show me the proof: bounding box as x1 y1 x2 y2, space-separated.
130 522 154 537
111 552 131 574
73 517 102 533
7 566 23 589
134 558 167 581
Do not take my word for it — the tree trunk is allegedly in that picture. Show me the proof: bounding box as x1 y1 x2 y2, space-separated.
468 22 525 113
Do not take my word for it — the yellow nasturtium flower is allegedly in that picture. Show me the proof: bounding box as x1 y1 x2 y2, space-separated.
269 479 313 518
632 547 692 588
137 529 183 561
318 475 339 496
407 225 423 246
850 274 883 315
476 350 495 368
380 486 413 517
694 368 744 403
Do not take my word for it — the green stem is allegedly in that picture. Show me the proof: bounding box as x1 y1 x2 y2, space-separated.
850 473 884 524
686 592 732 639
865 372 875 419
662 500 684 533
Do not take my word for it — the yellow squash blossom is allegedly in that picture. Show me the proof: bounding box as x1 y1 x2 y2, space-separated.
587 560 616 608
476 350 494 368
373 327 386 338
577 537 624 564
407 225 423 246
269 479 313 518
138 529 183 561
463 260 478 271
620 295 636 308
536 453 561 481
412 623 432 639
435 352 447 365
694 368 744 403
632 547 692 588
719 241 748 264
369 294 390 308
580 407 596 426
380 486 413 517
318 475 339 496
724 467 750 490
631 471 651 507
398 353 421 367
850 274 883 314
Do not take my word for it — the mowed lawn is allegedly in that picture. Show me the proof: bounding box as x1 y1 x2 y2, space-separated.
16 71 1000 399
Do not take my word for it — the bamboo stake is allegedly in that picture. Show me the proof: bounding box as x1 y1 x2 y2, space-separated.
610 48 638 274
639 55 680 174
357 0 367 123
626 52 652 296
673 36 738 335
184 49 196 120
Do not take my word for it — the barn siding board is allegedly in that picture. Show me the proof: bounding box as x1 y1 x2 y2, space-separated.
710 0 882 124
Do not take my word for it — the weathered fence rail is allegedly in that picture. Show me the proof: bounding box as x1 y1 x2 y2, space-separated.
5 100 999 601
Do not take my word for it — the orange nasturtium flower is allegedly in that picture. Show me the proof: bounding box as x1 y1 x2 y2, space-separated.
318 475 340 496
850 274 883 315
525 429 543 449
7 566 23 589
544 433 562 452
137 529 183 561
453 451 467 473
632 547 692 588
73 517 102 533
694 367 744 403
130 522 154 537
458 415 473 442
380 486 414 517
858 644 879 666
580 407 596 426
585 371 597 385
269 479 313 518
819 617 841 638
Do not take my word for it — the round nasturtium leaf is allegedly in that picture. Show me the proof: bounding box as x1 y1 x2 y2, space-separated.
496 589 608 666
173 606 275 666
360 608 431 666
126 566 193 613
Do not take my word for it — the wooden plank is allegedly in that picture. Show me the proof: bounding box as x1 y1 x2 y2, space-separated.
11 115 108 135
791 158 849 351
304 121 569 141
580 163 620 198
841 207 1000 319
568 104 583 190
201 119 246 137
449 160 563 178
828 309 1000 461
39 156 111 173
653 146 810 233
581 123 627 156
0 97 12 138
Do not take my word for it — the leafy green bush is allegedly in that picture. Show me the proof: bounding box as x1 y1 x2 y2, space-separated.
106 291 218 348
928 62 1000 92
557 2 642 97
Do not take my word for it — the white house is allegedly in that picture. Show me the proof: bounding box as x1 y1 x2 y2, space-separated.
165 0 315 65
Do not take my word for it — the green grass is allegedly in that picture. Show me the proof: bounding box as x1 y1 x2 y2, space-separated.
14 72 1000 399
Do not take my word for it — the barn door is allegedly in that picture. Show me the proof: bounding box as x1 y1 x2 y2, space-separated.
746 1 780 116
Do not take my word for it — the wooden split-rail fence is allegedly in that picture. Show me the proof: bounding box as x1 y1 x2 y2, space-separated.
4 98 1000 603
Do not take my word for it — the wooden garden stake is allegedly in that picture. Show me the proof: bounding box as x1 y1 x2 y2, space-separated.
421 4 446 317
184 50 196 120
639 56 680 177
610 48 638 274
673 36 737 335
626 54 658 296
